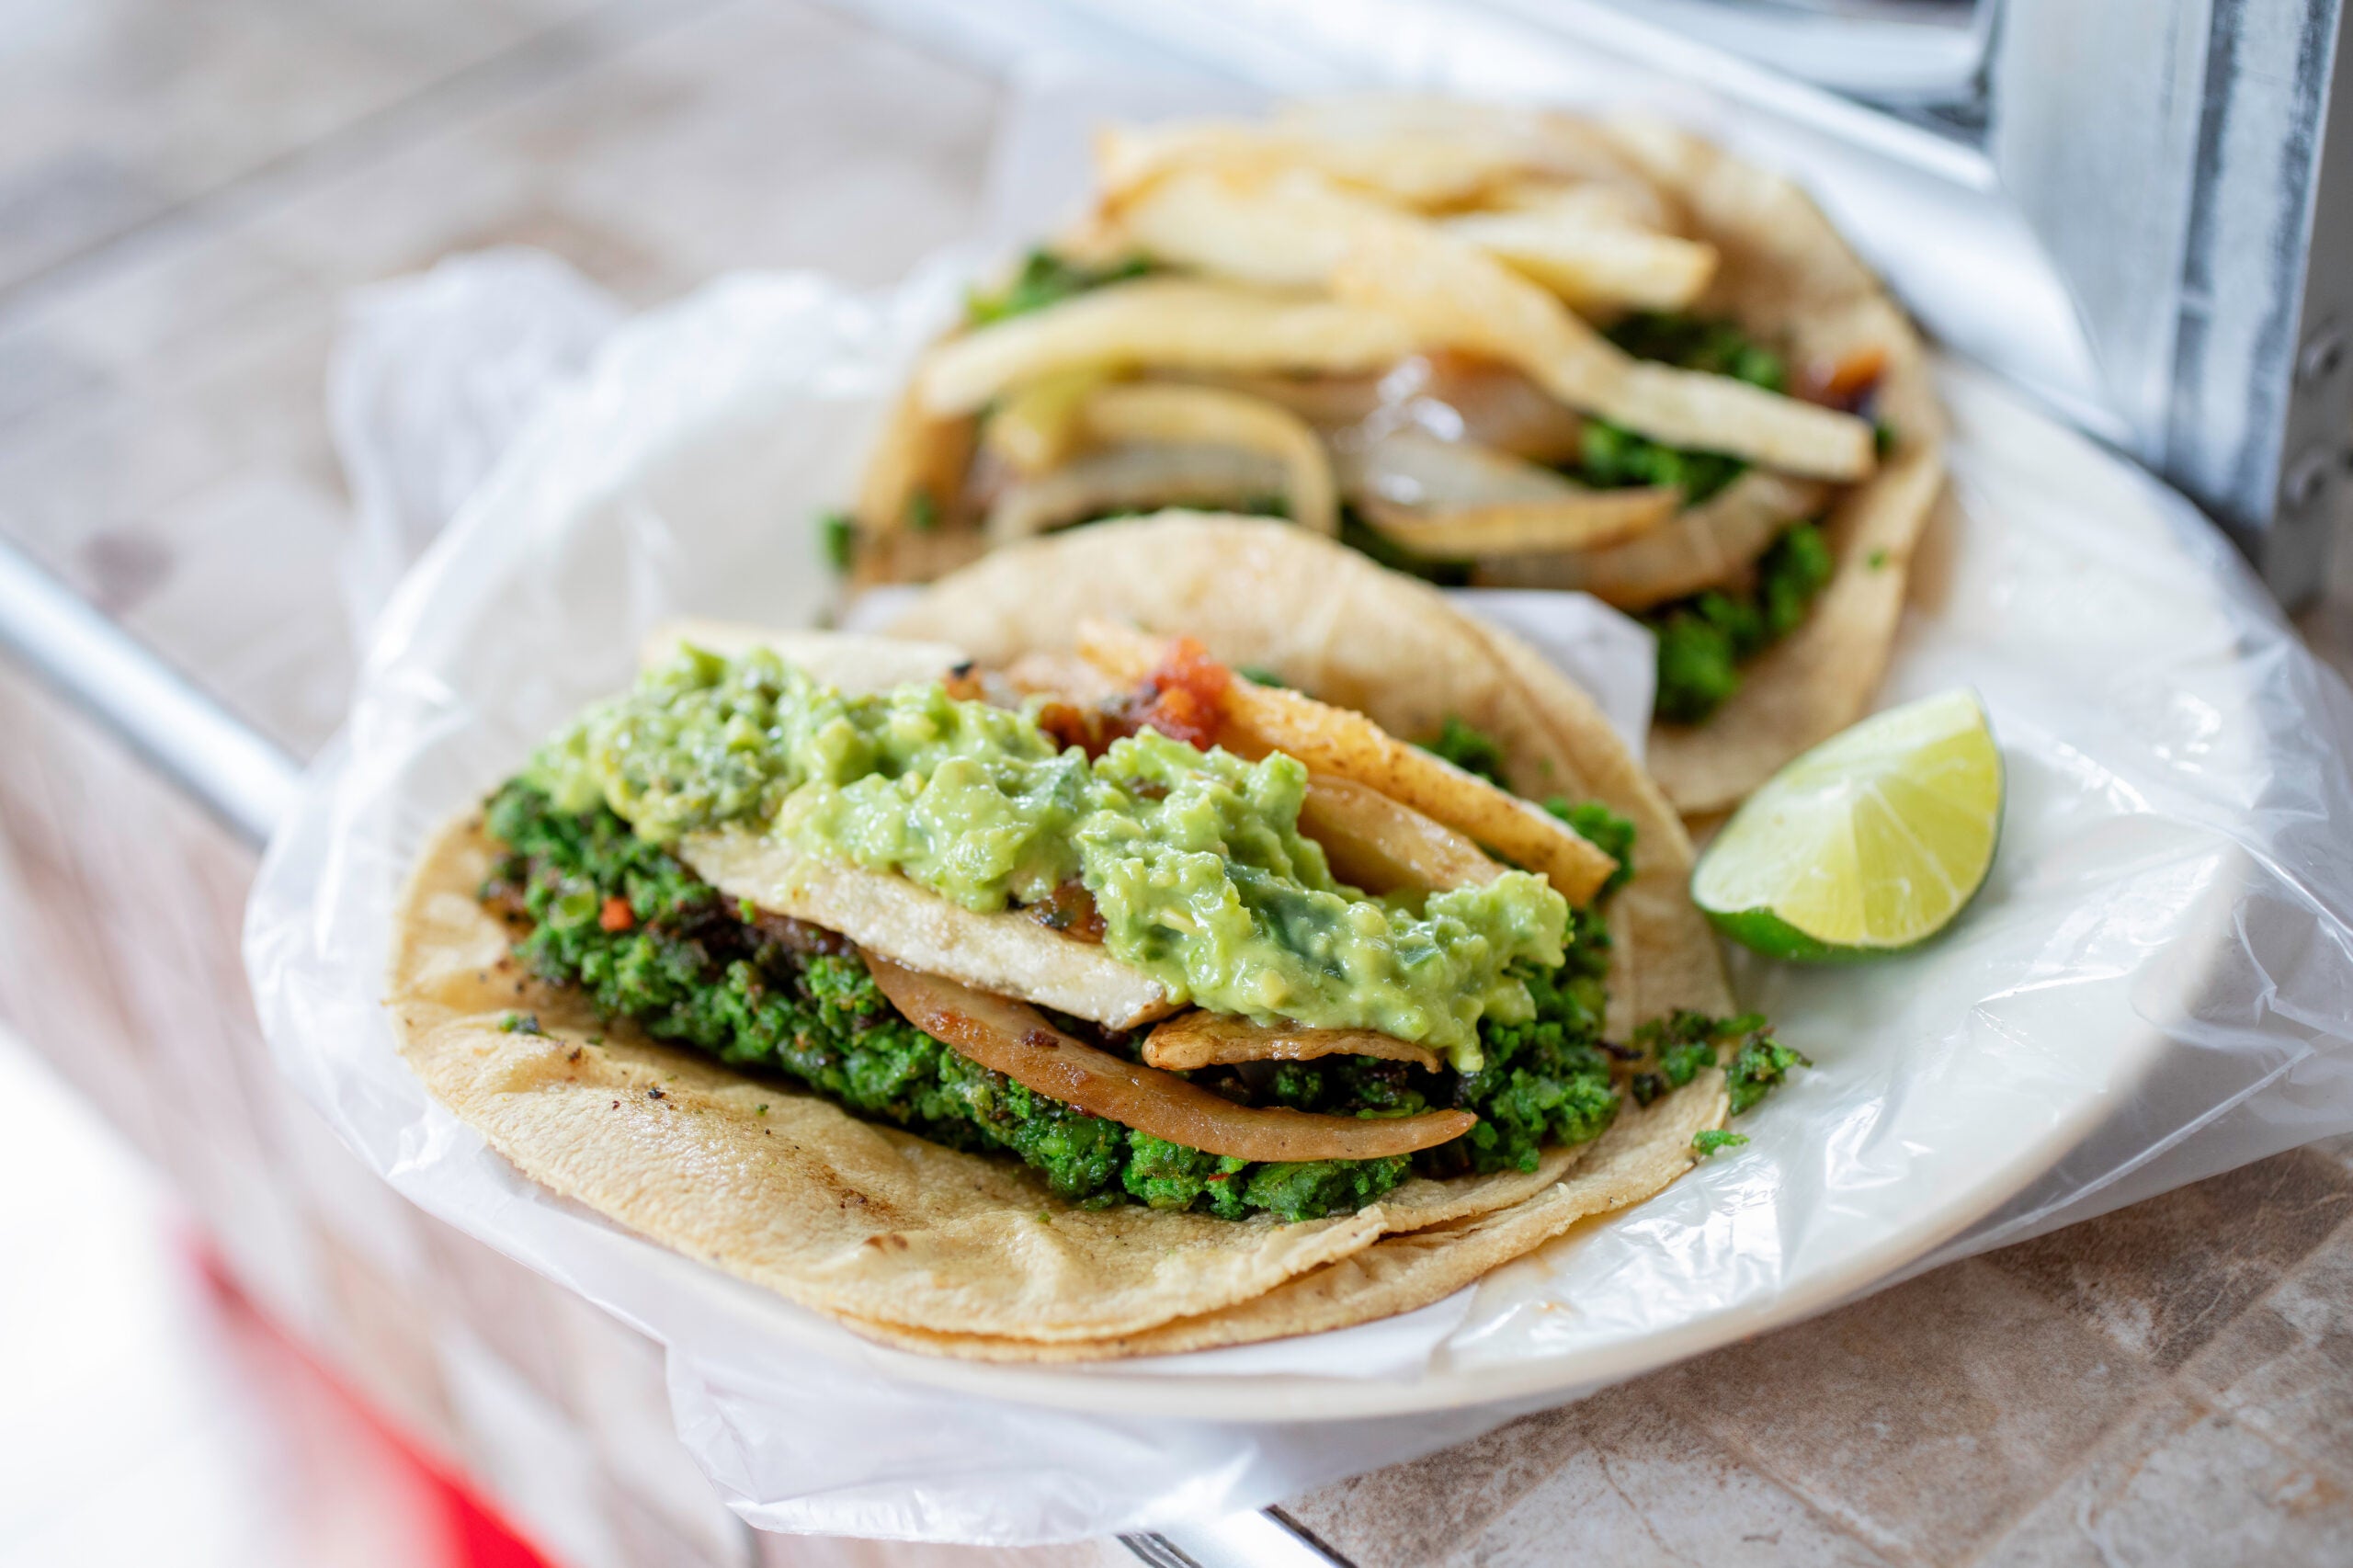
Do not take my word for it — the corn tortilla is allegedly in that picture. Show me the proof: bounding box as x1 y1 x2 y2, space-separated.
389 517 1734 1355
896 514 1736 1039
1600 117 1949 813
838 1075 1727 1361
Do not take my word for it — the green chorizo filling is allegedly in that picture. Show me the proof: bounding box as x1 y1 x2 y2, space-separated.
1646 519 1836 724
528 649 1568 1068
485 697 1798 1221
1571 313 1840 725
480 778 1631 1221
1568 312 1788 506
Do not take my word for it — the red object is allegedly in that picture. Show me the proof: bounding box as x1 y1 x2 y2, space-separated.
448 1494 560 1568
599 895 636 932
190 1241 563 1568
1033 635 1238 758
1133 636 1233 750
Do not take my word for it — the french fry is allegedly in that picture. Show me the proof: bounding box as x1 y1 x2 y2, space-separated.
1098 118 1544 208
1079 382 1336 535
1112 170 1873 480
1113 167 1357 290
1274 98 1644 190
1296 773 1502 893
1330 218 1875 480
1142 1012 1441 1074
1484 176 1677 233
1441 208 1717 312
1076 620 1620 906
916 278 1416 417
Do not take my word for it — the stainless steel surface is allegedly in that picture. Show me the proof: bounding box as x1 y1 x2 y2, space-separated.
2240 0 2353 603
0 536 299 849
1581 0 1991 104
1997 0 2353 606
1124 1510 1349 1568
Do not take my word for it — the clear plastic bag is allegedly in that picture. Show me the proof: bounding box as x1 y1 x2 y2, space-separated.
244 101 2353 1547
330 246 623 639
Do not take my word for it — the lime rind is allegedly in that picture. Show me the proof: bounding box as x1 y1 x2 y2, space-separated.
1693 689 2004 960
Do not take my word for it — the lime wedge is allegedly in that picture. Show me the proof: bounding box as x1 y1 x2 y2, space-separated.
1693 688 2002 960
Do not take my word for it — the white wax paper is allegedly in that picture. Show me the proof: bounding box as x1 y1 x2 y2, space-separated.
844 583 1657 761
246 103 2353 1545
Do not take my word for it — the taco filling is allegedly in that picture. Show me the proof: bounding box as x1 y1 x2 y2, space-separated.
468 628 1777 1223
828 103 1944 815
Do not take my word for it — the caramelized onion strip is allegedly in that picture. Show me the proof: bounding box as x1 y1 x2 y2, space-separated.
1357 491 1676 558
865 956 1475 1162
1469 471 1828 609
1143 1012 1442 1074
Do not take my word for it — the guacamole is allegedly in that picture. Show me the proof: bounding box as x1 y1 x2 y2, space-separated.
479 780 1619 1221
479 713 1799 1222
529 648 1570 1068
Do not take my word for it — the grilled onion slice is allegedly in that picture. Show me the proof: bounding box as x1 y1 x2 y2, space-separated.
1142 1012 1442 1074
1357 491 1675 558
1470 470 1829 609
866 956 1476 1163
983 442 1290 541
1080 382 1337 536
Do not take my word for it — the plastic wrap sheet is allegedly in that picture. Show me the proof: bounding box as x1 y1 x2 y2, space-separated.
246 128 2353 1550
244 249 2353 1540
331 246 623 639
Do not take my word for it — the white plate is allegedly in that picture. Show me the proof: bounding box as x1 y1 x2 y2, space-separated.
688 362 2226 1420
255 266 2302 1441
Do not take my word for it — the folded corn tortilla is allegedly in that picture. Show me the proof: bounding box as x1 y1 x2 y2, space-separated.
1598 117 1948 814
389 517 1734 1357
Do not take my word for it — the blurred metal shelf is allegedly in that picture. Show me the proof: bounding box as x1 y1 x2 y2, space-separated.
1125 1511 1350 1568
0 535 1341 1568
0 537 299 852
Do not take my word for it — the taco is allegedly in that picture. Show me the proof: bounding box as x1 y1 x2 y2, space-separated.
391 517 1802 1358
828 102 1947 814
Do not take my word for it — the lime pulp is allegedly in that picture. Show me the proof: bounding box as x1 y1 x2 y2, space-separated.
1692 688 2003 961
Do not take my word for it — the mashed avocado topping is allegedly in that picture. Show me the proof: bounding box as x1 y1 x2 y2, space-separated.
479 781 1619 1221
480 712 1798 1221
528 648 1569 1067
